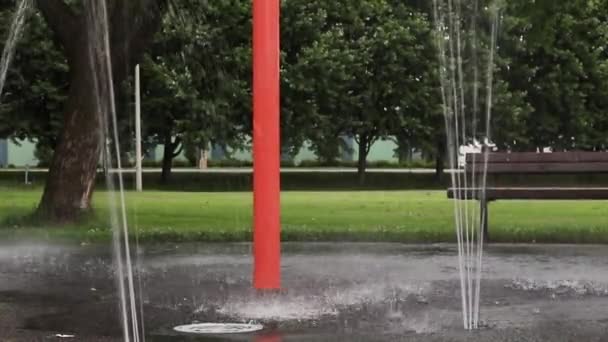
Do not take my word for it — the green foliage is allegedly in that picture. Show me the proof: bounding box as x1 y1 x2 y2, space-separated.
288 0 439 170
0 5 67 146
136 0 252 168
1 0 608 170
33 140 53 167
499 0 608 150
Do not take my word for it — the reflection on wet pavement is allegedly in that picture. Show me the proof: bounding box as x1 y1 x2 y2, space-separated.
1 242 608 341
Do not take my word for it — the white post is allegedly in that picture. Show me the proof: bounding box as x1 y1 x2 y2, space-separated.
135 64 143 192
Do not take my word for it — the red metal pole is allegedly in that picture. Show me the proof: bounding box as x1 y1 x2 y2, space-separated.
253 0 281 290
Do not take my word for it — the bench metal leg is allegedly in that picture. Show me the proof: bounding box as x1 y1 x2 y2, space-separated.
480 199 489 242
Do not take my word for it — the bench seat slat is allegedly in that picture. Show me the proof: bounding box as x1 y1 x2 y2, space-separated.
448 187 608 200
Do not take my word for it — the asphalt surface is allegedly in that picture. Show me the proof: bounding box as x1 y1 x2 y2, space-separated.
1 243 608 341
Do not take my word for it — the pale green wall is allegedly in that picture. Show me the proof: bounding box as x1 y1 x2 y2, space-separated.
154 137 399 163
228 141 318 163
224 145 320 163
6 140 37 167
3 136 401 167
152 142 319 163
5 136 402 167
351 137 398 162
293 141 318 163
230 146 252 162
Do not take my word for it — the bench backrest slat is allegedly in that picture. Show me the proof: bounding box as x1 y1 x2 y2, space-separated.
469 162 608 173
465 152 608 174
466 152 608 164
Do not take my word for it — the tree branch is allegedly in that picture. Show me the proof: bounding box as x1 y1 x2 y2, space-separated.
171 136 182 147
172 143 184 158
170 135 183 157
368 135 379 152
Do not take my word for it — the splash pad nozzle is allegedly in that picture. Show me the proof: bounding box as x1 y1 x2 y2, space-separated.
173 322 264 335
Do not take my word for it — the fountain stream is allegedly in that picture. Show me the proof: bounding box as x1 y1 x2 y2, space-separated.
0 0 31 99
432 0 501 330
84 1 143 341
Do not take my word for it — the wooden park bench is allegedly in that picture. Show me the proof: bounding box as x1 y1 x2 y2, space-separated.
447 152 608 241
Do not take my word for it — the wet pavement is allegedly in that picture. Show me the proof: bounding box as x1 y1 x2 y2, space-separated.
1 242 608 341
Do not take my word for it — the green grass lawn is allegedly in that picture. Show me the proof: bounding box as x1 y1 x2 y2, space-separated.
1 186 608 243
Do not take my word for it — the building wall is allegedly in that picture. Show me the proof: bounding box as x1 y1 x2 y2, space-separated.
3 136 409 167
0 139 37 167
352 137 398 162
152 136 402 164
229 141 323 163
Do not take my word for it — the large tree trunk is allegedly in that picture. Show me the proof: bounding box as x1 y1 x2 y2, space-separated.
37 47 102 221
357 134 369 185
34 0 165 222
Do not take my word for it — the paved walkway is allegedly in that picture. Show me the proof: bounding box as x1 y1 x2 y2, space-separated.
1 243 608 341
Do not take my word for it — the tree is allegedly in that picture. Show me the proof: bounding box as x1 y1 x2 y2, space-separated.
31 0 167 221
294 0 437 183
137 55 192 182
431 0 533 166
137 0 251 182
498 0 608 151
181 0 251 167
280 0 331 158
0 2 67 158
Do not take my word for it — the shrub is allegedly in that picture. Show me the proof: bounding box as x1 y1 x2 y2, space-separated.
207 159 252 168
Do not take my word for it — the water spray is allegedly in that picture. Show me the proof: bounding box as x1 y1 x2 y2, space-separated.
432 0 501 330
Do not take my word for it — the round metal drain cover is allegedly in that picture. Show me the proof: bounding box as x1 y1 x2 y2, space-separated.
173 323 264 334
